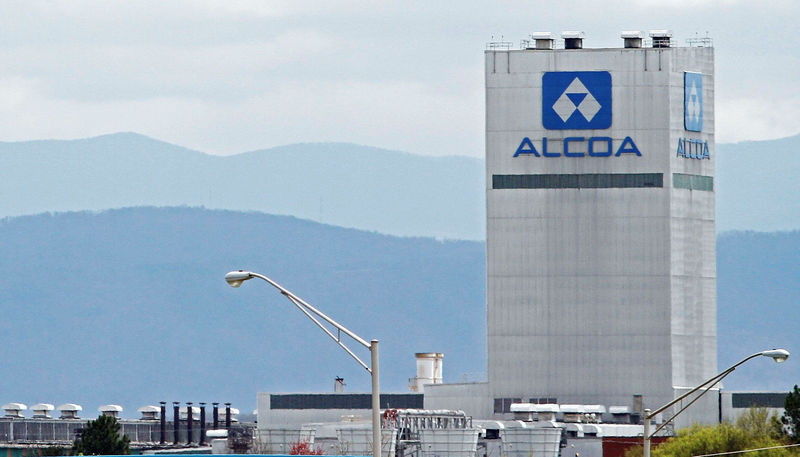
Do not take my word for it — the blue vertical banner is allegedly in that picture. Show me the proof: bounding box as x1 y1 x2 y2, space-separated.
684 72 703 132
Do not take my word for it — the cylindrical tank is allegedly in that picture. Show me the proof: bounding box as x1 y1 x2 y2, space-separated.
413 352 443 392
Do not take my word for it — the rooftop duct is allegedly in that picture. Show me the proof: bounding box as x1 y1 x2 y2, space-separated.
57 403 82 419
99 404 123 418
561 31 585 49
621 31 643 48
530 32 556 50
2 403 27 418
31 403 54 419
649 30 673 48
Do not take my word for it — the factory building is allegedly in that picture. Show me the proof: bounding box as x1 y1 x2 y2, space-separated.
427 30 717 427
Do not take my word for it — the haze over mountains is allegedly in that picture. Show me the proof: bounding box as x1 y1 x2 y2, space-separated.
0 133 483 240
2 132 799 239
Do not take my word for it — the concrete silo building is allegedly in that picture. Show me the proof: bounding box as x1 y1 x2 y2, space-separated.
428 31 717 426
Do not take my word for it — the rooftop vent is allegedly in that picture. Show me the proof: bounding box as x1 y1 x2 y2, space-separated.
138 405 160 421
57 403 82 420
31 403 54 419
560 404 586 423
509 403 536 421
649 30 673 48
2 403 27 418
532 404 559 422
529 32 556 50
99 404 123 418
608 406 632 424
562 31 585 49
621 31 643 48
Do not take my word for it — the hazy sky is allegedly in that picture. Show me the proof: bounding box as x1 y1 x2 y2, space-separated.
1 0 797 157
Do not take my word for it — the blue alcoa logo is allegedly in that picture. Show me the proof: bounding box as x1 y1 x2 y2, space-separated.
542 71 612 130
514 71 641 158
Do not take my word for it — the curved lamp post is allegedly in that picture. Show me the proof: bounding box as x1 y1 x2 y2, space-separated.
225 270 381 457
643 348 790 457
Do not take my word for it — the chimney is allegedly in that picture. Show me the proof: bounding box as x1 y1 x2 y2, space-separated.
199 403 207 446
212 402 219 429
186 402 193 444
621 31 643 48
98 405 122 419
160 401 166 444
335 377 345 393
2 403 27 419
58 403 82 420
649 30 673 48
173 402 180 445
562 31 585 49
31 403 54 419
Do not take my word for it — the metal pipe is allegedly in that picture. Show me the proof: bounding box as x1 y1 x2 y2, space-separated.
173 402 180 445
371 340 381 457
160 402 166 444
199 403 206 445
187 402 193 444
212 403 219 429
643 408 650 457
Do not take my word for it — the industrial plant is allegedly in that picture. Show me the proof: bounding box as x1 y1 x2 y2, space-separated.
1 30 790 457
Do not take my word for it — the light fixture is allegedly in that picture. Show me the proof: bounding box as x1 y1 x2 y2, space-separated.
761 349 790 363
224 270 252 288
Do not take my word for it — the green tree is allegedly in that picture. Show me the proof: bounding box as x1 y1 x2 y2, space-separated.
783 385 800 443
72 414 131 455
625 423 792 457
737 406 783 440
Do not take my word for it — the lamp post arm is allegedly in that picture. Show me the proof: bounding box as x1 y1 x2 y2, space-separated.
647 351 770 438
248 272 372 349
649 368 733 437
648 351 765 420
282 293 371 373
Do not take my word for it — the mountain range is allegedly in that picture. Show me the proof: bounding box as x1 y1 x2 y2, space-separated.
0 207 797 418
2 132 800 240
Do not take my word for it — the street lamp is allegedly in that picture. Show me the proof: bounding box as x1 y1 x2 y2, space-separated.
642 348 790 457
225 270 382 457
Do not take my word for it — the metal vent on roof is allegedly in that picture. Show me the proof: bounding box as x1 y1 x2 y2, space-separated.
99 404 123 418
621 31 643 48
561 31 585 49
2 403 27 418
528 32 555 50
649 30 673 48
57 403 82 420
31 403 54 419
138 405 160 421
